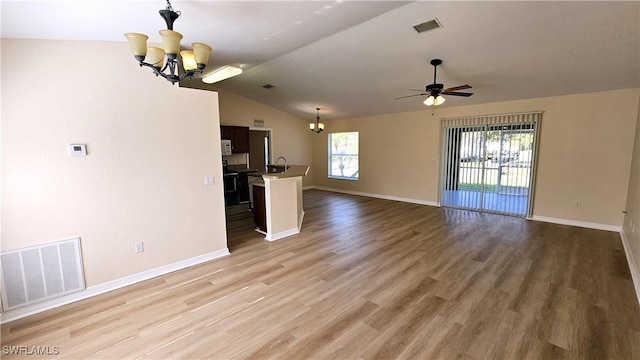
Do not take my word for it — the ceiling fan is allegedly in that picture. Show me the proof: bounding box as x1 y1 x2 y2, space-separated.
395 59 473 106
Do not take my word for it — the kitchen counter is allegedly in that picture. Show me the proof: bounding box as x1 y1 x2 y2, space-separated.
248 165 310 179
227 164 259 173
250 164 309 241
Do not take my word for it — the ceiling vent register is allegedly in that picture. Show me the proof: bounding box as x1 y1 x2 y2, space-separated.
413 18 443 33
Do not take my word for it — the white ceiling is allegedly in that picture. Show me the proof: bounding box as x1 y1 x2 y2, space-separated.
2 1 639 121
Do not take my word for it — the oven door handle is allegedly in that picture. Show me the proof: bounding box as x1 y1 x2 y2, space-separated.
230 176 238 191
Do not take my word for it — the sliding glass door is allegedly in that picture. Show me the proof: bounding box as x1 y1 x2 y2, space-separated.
440 112 542 217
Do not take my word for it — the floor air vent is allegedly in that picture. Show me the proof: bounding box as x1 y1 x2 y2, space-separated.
1 238 85 311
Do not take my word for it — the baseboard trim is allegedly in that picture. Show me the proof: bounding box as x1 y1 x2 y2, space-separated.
265 228 300 241
308 186 440 207
306 187 623 233
298 210 305 231
620 230 640 308
528 215 622 232
0 248 231 324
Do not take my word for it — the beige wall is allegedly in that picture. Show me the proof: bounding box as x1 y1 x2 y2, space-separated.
623 93 640 285
313 88 640 227
3 38 637 289
1 39 227 287
215 90 315 186
312 111 441 202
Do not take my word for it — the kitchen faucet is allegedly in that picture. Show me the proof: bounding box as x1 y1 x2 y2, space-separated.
274 156 287 171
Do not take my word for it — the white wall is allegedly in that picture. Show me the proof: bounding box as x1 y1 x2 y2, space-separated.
1 39 227 287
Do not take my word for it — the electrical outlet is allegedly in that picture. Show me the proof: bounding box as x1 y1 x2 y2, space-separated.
135 242 144 253
575 201 581 208
204 175 214 185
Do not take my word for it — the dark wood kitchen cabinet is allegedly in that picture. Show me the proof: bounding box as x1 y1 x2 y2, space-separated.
253 185 267 232
220 125 250 153
238 172 250 203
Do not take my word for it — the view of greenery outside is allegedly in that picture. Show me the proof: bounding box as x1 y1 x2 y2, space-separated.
329 132 359 180
459 182 498 192
458 128 534 193
458 166 531 189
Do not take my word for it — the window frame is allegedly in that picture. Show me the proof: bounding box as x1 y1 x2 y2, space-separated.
328 131 359 181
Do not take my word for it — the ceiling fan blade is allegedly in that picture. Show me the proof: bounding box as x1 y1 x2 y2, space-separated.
409 89 425 92
394 93 427 100
442 91 473 97
443 84 472 92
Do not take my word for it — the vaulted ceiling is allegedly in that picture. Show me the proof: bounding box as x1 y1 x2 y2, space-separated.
3 1 639 120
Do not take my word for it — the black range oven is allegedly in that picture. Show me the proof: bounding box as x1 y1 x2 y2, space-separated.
222 160 240 206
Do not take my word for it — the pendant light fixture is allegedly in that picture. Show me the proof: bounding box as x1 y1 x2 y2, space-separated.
124 0 212 85
310 108 325 134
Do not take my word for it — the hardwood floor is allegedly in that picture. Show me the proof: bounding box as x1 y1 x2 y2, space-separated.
2 189 639 359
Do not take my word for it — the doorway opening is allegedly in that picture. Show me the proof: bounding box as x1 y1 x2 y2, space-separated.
225 129 272 250
440 112 542 217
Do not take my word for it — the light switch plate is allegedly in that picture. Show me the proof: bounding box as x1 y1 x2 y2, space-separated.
204 175 214 185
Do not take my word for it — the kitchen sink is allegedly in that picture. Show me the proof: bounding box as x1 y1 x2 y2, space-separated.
266 165 289 173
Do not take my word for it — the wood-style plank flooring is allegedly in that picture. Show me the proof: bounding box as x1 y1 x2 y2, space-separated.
2 189 639 359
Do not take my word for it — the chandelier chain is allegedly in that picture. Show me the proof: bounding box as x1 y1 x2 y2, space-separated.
165 0 180 16
310 107 324 133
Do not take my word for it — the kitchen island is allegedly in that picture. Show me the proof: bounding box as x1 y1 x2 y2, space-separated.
250 165 310 241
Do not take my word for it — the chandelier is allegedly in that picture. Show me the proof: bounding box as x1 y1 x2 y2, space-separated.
310 108 325 134
124 0 212 85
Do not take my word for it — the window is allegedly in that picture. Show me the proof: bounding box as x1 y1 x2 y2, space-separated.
328 132 359 180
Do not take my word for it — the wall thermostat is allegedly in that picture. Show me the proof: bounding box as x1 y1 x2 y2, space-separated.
69 144 87 157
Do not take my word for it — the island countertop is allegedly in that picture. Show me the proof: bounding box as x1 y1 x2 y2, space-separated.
249 165 310 180
249 165 309 241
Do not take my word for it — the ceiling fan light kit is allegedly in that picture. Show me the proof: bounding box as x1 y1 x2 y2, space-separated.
124 0 212 85
310 108 325 134
395 58 473 107
424 95 445 106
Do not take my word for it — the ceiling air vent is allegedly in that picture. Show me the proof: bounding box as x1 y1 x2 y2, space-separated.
413 18 443 33
262 84 275 89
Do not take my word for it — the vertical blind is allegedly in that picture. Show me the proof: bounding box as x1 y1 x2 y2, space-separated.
440 112 542 217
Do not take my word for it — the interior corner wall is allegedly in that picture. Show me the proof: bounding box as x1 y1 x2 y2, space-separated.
623 92 640 286
1 39 227 287
312 88 640 228
214 90 314 186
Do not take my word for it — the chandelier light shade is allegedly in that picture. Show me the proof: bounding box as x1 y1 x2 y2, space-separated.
423 94 446 106
146 46 166 68
310 108 325 134
124 0 212 85
202 65 243 84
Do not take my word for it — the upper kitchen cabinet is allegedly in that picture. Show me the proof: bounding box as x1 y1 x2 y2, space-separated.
220 125 250 153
